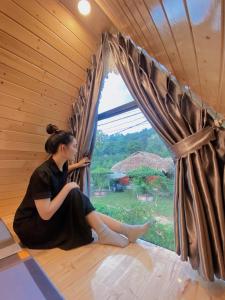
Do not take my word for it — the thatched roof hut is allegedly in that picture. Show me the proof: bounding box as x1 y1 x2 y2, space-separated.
111 151 173 174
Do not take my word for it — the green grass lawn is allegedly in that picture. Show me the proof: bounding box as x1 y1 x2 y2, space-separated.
91 189 175 251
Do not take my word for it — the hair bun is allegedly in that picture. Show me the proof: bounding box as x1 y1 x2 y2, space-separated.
46 124 59 135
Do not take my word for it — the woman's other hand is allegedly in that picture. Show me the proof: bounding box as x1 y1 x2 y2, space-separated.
35 181 80 220
64 182 80 192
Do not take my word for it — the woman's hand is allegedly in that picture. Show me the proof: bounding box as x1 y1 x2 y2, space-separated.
67 157 91 174
35 182 80 220
64 182 80 192
77 156 91 168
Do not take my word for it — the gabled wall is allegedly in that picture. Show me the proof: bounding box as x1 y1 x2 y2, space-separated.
0 0 112 216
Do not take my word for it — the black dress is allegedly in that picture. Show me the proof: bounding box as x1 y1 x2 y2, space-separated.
13 156 96 250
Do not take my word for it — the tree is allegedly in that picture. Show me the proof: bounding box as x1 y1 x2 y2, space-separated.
91 167 110 191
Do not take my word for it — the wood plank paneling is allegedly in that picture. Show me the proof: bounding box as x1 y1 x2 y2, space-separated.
160 0 201 95
13 0 94 60
0 11 85 80
0 0 114 217
0 30 80 93
95 0 225 116
0 48 77 102
58 0 114 38
0 118 46 136
0 149 47 160
184 0 221 109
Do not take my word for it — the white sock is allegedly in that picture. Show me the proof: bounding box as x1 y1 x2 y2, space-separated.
97 223 129 248
119 221 152 243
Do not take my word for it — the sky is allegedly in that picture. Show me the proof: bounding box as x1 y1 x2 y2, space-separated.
97 72 151 135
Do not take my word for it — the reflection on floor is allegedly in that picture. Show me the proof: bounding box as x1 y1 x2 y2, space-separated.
3 215 225 300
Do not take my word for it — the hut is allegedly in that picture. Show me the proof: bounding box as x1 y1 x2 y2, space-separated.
111 151 174 175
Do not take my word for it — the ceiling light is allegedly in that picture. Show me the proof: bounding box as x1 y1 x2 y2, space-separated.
78 0 91 16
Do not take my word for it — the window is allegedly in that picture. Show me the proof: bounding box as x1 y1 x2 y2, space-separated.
91 68 175 251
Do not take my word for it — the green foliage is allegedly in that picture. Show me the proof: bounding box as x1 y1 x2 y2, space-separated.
91 166 110 191
90 127 175 250
133 180 152 195
146 222 175 250
156 176 174 195
146 133 171 157
91 190 175 251
127 166 163 178
91 128 172 171
127 167 173 195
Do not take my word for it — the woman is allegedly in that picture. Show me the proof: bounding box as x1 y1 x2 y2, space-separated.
13 124 151 250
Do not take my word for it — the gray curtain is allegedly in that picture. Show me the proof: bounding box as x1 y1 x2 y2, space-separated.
68 34 107 197
69 30 225 281
103 31 225 281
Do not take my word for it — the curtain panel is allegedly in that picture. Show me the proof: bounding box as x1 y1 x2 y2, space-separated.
69 31 225 281
68 33 107 197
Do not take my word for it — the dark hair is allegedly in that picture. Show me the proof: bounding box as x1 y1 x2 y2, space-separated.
45 124 74 154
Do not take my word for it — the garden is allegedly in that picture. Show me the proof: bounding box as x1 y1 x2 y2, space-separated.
91 166 175 251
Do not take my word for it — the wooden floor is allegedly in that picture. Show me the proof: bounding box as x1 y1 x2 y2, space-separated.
3 215 225 300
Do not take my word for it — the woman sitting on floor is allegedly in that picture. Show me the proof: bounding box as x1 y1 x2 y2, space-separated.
13 123 151 250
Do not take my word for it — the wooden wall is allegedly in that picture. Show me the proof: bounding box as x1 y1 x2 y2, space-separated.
95 0 225 117
0 0 112 217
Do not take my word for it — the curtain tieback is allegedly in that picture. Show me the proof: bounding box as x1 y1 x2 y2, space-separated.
170 126 216 160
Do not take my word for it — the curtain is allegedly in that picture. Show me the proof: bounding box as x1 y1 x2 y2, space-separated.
68 34 107 197
103 31 225 281
69 29 225 281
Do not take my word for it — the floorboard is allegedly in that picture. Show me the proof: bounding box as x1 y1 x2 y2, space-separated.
2 215 225 300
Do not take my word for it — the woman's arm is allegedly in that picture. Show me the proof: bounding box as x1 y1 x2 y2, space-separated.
34 182 79 220
68 162 80 174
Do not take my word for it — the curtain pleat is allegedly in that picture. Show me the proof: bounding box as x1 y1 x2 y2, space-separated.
68 34 107 197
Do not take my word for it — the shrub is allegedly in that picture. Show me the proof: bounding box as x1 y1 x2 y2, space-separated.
91 167 110 191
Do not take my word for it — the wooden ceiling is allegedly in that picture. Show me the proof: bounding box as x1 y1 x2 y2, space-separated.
60 0 225 117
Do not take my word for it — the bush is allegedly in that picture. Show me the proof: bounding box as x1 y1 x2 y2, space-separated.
127 166 173 196
127 166 163 178
91 167 110 191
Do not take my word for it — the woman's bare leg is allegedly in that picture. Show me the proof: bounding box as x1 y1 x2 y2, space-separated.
85 210 105 232
85 210 129 247
95 211 125 232
96 211 152 243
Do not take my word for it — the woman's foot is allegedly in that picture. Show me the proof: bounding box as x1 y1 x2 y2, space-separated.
97 223 129 248
119 221 153 243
